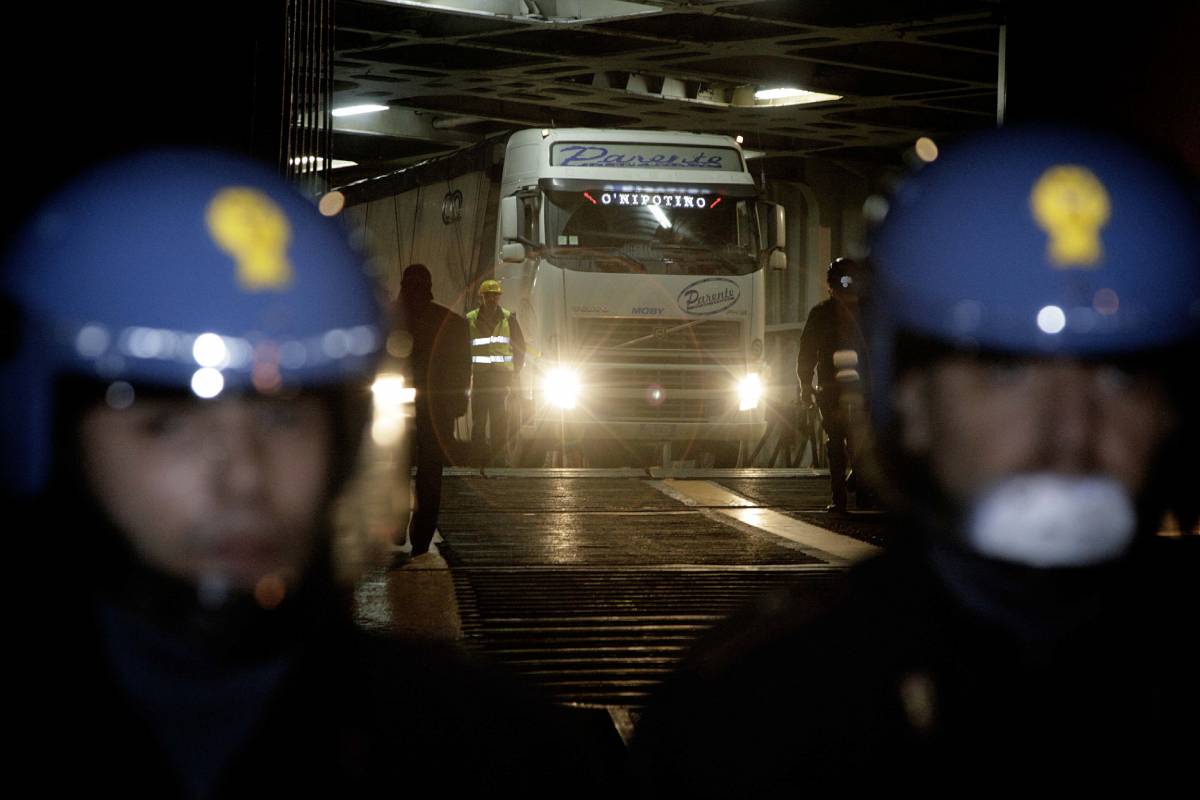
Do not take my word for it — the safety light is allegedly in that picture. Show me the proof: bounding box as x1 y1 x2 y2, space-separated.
737 372 763 411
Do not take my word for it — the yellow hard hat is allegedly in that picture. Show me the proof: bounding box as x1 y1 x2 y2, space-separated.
479 279 503 294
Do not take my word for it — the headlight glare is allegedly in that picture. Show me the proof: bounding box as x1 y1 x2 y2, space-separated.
543 367 581 410
737 372 763 411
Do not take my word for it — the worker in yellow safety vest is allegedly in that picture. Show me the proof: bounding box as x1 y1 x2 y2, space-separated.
467 279 525 468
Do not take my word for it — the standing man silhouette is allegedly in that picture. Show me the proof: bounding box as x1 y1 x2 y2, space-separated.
395 264 470 559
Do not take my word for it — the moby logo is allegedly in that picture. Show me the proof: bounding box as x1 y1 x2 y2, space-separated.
677 278 741 316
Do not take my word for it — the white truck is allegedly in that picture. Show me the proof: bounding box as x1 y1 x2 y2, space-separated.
493 128 786 467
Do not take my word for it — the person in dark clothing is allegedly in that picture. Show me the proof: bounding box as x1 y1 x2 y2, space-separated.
632 125 1200 793
467 279 525 469
395 263 471 559
796 257 870 512
4 150 618 798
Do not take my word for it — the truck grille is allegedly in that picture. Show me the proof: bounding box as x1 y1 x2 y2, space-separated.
568 319 742 420
585 394 728 420
580 365 735 420
587 366 734 392
574 318 741 354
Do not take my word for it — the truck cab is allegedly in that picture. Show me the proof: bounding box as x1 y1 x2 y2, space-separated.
494 128 785 466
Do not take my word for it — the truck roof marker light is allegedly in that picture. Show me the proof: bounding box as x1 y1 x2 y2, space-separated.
583 191 598 205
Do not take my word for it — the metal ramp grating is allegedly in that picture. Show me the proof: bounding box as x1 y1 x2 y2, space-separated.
452 566 840 706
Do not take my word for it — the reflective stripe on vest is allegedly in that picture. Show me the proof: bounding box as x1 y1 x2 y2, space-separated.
467 308 514 371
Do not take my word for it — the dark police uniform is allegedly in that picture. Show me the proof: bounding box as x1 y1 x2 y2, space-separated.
21 563 618 798
633 536 1200 794
796 295 868 510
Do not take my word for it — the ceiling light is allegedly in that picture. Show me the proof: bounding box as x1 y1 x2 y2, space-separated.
748 86 842 106
756 87 805 100
290 156 359 170
914 137 939 163
375 1 659 24
331 104 388 118
319 191 347 217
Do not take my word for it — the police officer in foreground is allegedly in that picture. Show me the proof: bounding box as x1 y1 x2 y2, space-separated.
3 150 615 796
632 124 1200 792
467 279 525 469
796 257 871 512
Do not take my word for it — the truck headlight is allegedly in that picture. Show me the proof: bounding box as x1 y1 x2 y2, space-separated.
543 367 581 410
737 372 763 411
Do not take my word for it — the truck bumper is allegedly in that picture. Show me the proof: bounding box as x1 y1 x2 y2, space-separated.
521 414 767 443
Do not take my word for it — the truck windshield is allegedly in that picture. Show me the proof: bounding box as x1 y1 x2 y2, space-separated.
544 189 761 275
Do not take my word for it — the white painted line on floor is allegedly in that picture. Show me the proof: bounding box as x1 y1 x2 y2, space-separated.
606 706 637 748
655 478 759 507
719 506 878 565
653 479 880 566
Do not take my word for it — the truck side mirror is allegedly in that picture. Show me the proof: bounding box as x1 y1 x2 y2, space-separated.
500 242 527 263
500 195 523 241
758 202 787 270
765 203 786 250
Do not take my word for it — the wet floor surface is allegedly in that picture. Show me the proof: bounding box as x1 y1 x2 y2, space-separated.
358 469 883 711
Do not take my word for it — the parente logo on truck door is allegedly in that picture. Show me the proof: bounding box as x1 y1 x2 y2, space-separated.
677 278 740 316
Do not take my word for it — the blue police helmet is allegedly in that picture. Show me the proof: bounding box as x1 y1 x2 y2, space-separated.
1 149 385 496
867 124 1200 425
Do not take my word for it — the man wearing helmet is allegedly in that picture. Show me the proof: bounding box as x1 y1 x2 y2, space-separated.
796 257 870 513
5 150 615 795
633 125 1200 791
467 279 525 469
